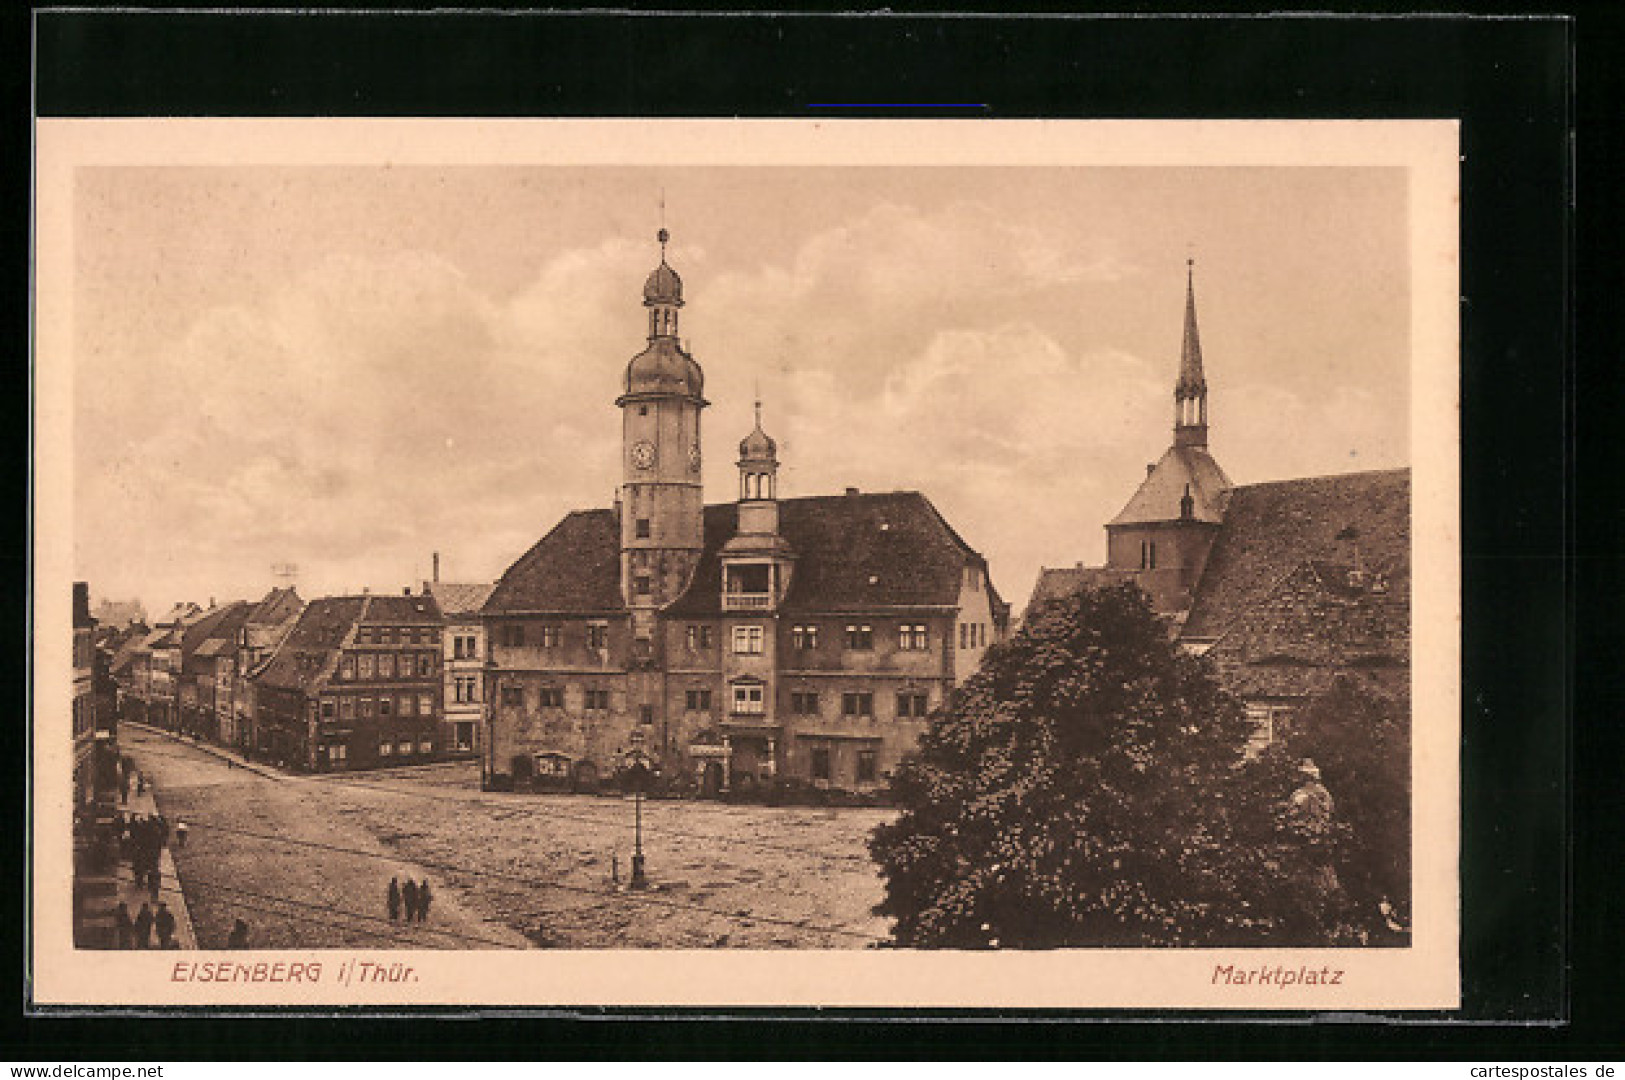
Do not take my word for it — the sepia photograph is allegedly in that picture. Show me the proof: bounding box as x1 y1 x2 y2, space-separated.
34 119 1459 1008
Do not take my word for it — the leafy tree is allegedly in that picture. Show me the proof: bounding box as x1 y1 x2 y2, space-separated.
870 583 1350 948
1279 676 1411 943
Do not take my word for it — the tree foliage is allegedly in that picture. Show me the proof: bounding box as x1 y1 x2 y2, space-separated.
870 583 1355 948
1279 676 1411 943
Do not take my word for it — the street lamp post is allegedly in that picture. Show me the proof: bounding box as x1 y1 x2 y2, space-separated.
626 751 651 889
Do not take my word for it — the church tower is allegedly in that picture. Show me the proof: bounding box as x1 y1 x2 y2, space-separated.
1102 258 1231 615
616 229 708 621
1174 257 1209 448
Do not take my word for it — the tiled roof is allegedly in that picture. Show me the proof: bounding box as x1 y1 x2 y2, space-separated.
180 602 252 674
485 491 997 617
245 587 303 627
359 593 443 625
1202 559 1410 702
425 582 496 617
1108 445 1232 527
1025 566 1143 618
1180 468 1410 642
253 597 366 693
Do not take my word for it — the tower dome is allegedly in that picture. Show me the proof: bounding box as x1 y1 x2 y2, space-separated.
739 408 777 461
623 339 705 399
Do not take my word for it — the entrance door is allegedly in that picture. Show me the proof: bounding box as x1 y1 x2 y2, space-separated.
700 761 724 798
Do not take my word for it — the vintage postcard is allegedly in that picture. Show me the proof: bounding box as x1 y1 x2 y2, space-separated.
33 118 1459 1009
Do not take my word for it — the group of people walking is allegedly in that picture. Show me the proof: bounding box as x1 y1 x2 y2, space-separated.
386 877 433 924
119 810 178 899
113 899 178 949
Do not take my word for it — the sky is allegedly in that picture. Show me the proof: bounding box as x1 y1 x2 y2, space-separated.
72 164 1410 616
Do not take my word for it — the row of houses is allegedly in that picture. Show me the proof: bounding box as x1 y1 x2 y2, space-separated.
105 577 494 774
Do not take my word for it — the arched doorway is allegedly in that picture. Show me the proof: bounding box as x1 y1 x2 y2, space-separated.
700 761 725 798
573 760 599 794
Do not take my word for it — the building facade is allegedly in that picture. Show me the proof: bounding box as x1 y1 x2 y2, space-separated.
252 592 446 771
231 587 305 753
424 575 494 762
1028 261 1411 750
483 232 1009 795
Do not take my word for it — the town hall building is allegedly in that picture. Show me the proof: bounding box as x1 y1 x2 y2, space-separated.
1028 261 1411 752
482 230 1010 795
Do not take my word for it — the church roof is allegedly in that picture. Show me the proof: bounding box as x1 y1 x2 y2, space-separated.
484 491 1001 618
1180 468 1410 642
1108 444 1232 527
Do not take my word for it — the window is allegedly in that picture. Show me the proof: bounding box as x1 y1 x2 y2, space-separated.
640 705 655 725
635 518 651 539
400 694 417 717
419 653 435 677
635 575 652 596
419 740 434 756
378 653 395 679
378 695 393 718
538 686 563 708
360 696 375 717
686 625 713 650
732 625 765 655
791 625 819 650
380 628 395 645
501 686 524 707
811 747 831 781
584 688 611 711
1244 704 1288 757
732 682 765 715
329 744 348 763
899 624 929 651
453 634 476 659
454 723 474 752
500 624 524 647
896 692 930 718
356 627 372 645
398 740 413 756
685 689 712 712
379 740 392 757
320 698 336 719
791 691 819 715
844 625 873 650
339 696 355 720
586 624 608 650
540 626 561 648
842 692 875 718
358 654 375 680
453 676 472 704
857 749 878 783
340 655 356 680
1140 540 1158 570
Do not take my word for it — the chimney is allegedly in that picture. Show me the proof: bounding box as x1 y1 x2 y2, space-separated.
433 551 440 584
403 587 412 596
1146 463 1156 478
845 486 860 496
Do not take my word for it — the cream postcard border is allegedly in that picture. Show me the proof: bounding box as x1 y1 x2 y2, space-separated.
31 118 1460 1010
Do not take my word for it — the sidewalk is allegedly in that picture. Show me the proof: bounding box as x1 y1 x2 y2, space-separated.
110 775 198 950
125 721 286 781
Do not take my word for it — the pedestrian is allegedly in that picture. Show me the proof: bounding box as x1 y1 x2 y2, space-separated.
387 878 401 921
136 772 146 796
133 902 153 949
155 814 170 849
401 878 419 923
119 769 129 806
154 902 177 948
114 902 133 949
227 919 250 949
175 820 188 849
148 859 162 901
416 879 431 923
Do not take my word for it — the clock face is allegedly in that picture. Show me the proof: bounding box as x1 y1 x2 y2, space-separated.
688 445 702 473
631 440 656 470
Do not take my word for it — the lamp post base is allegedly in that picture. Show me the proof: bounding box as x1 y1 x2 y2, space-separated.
630 853 647 889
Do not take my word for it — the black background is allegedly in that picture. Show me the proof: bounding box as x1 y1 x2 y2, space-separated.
9 4 1613 1061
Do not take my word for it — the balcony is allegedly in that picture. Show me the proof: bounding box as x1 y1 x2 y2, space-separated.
722 592 773 611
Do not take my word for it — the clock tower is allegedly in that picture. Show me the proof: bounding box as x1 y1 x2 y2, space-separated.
616 229 708 622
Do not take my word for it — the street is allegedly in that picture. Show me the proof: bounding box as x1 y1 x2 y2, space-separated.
126 726 894 949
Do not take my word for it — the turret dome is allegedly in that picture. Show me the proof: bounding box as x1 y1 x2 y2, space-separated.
739 421 777 461
643 228 684 306
623 338 705 400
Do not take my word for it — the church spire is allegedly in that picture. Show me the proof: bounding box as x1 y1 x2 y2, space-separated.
1174 257 1209 448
